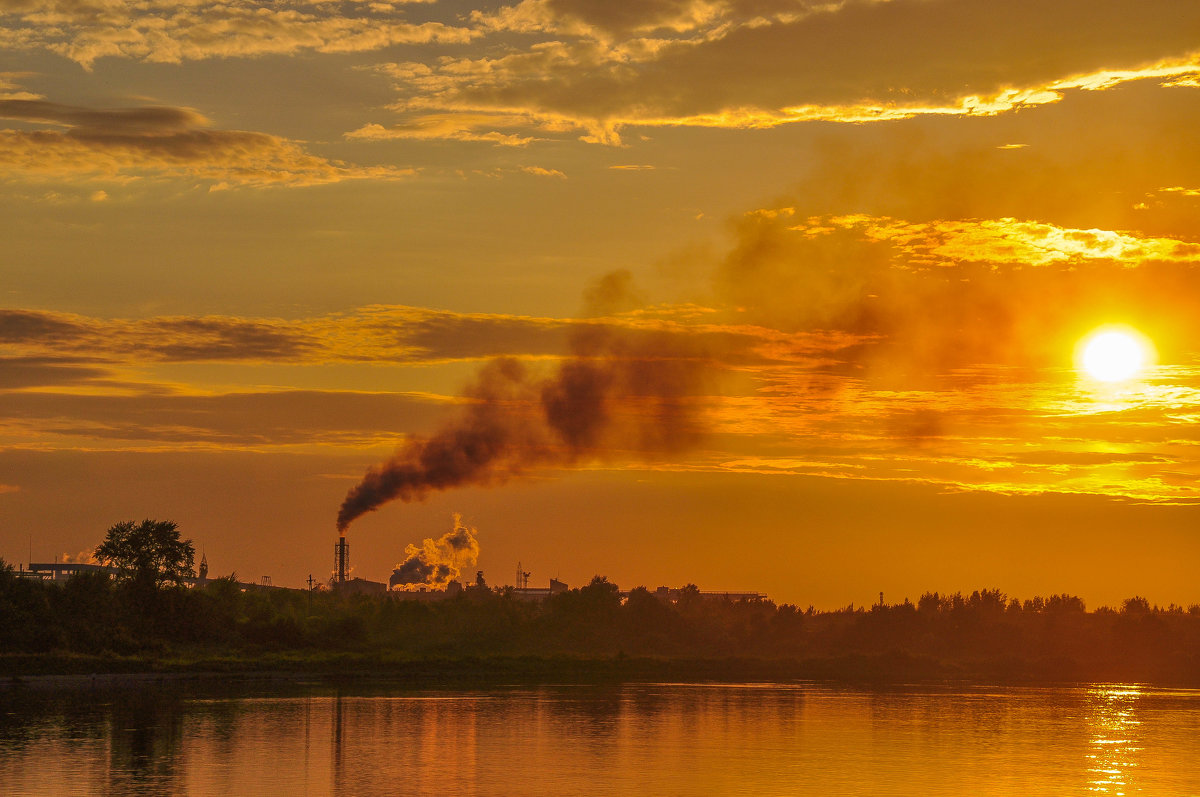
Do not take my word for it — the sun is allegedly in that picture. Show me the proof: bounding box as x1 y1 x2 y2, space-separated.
1077 326 1154 382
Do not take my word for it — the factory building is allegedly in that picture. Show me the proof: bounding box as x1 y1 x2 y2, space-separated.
331 537 388 594
511 577 570 601
19 555 292 593
385 567 571 602
649 586 768 603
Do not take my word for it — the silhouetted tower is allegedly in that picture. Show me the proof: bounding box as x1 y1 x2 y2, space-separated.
334 537 349 585
516 562 531 590
198 553 208 584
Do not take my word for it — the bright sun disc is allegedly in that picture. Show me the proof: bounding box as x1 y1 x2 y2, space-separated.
1078 328 1153 382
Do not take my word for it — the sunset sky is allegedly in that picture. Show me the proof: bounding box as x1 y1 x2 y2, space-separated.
3 0 1199 608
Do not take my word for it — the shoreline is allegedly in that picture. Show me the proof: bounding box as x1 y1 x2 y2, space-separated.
4 652 1197 692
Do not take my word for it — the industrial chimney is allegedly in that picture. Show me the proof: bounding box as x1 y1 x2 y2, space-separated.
334 537 349 585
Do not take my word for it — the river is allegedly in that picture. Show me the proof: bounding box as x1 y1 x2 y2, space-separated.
3 681 1199 795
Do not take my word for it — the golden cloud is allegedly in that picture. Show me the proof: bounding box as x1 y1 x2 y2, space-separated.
520 165 566 178
0 304 788 369
346 115 536 147
351 0 1200 144
0 0 472 67
10 210 1191 379
816 215 1200 267
0 97 415 188
0 388 456 451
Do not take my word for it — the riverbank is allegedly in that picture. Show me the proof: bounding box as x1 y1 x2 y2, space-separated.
4 651 1198 691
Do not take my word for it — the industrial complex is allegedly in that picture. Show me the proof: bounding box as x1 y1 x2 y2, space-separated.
328 536 766 603
13 535 767 605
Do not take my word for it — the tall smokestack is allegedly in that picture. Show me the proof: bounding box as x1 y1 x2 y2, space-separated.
334 536 349 585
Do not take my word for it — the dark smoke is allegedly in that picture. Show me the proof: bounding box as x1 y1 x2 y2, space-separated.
337 275 712 532
389 514 480 590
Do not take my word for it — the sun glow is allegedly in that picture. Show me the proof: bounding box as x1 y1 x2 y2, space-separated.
1077 327 1155 382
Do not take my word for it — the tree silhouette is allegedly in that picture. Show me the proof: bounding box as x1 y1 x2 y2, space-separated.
95 519 195 592
1122 596 1151 614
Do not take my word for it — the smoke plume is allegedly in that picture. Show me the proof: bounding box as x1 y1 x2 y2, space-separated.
337 273 712 532
389 513 480 590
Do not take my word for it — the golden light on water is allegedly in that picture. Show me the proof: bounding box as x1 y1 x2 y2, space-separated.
1086 685 1143 795
1077 327 1156 382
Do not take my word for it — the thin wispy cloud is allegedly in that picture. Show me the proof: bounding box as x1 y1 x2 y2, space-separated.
0 97 415 188
0 0 469 67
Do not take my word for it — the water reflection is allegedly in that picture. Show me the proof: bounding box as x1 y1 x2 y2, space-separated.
2 682 1199 796
1085 686 1143 795
103 690 185 796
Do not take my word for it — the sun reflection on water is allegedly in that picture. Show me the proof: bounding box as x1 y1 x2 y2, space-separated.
1086 685 1143 795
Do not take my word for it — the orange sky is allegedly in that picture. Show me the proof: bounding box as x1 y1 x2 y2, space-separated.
2 0 1199 607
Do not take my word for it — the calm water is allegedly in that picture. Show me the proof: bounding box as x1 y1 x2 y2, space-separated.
2 681 1199 796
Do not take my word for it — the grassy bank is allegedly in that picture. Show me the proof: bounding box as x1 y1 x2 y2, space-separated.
5 650 1199 690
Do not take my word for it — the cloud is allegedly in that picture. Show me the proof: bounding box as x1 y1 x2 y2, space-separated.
0 301 778 456
0 389 456 448
355 0 1200 143
7 0 1198 146
0 356 117 390
6 200 1200 503
0 308 319 362
770 83 1200 238
823 215 1200 268
472 0 735 38
346 114 536 147
141 317 320 360
519 165 566 178
0 0 472 67
0 99 209 131
681 201 1200 504
0 97 415 187
0 306 568 364
711 209 1200 379
709 369 1200 505
0 70 40 100
6 205 1198 420
0 308 90 341
0 305 785 370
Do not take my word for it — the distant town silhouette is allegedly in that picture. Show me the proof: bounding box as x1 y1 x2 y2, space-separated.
5 529 1198 685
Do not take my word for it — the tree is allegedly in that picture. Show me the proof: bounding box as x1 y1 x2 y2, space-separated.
95 519 195 591
579 575 621 609
1122 595 1151 614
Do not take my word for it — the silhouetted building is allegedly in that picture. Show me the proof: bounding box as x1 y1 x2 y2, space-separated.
650 585 767 603
27 562 116 583
338 577 387 596
512 577 571 601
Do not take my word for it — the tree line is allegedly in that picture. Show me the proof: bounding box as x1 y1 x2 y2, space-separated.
3 520 1199 683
